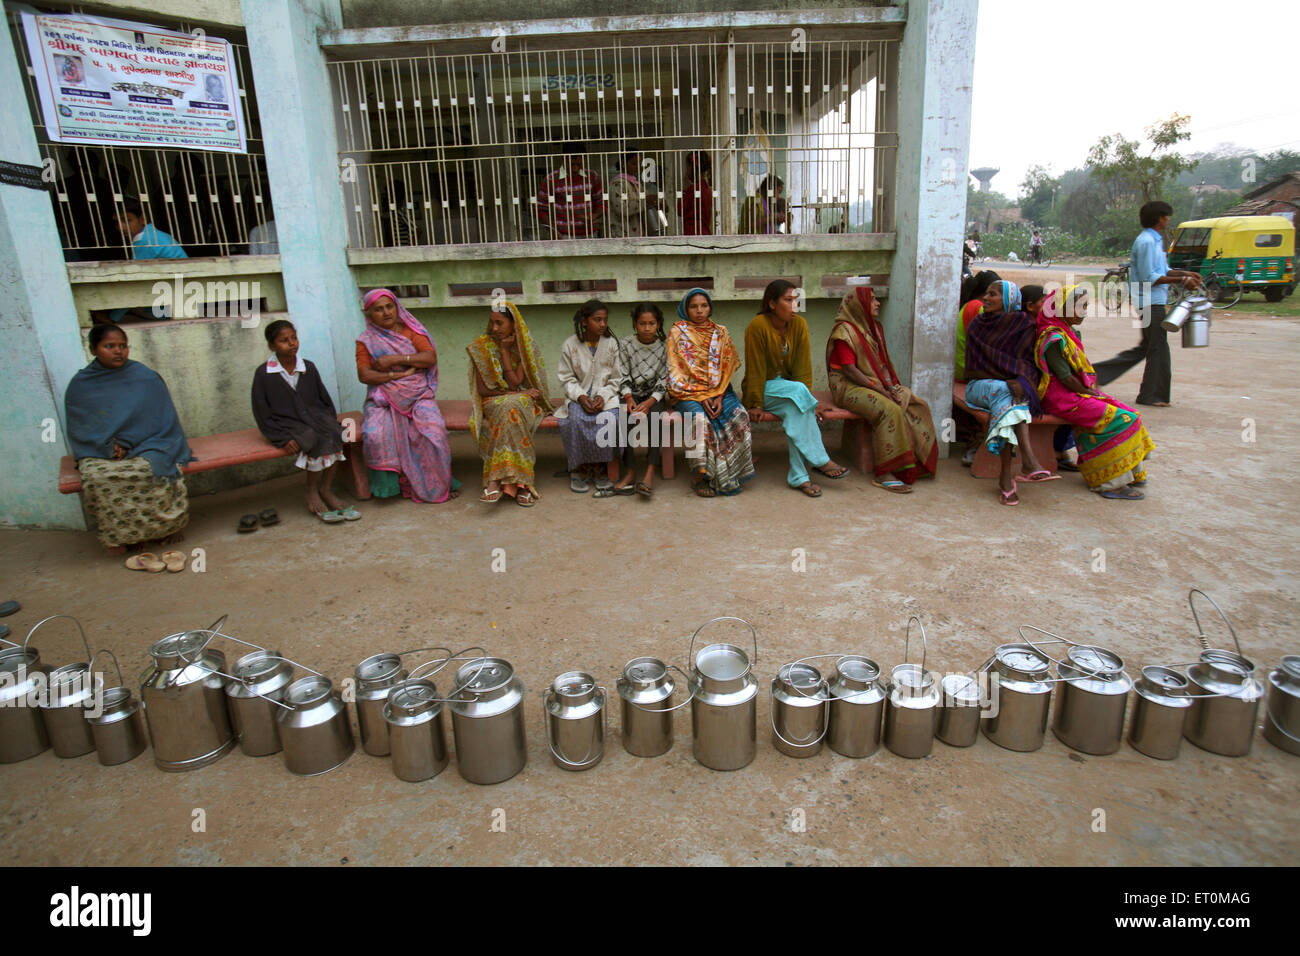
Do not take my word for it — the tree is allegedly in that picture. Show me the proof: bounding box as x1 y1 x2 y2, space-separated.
1087 113 1197 205
964 183 1011 235
1019 164 1060 226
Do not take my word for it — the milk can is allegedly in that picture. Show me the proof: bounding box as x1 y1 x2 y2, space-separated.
383 676 449 782
1051 644 1133 755
770 661 829 758
544 671 607 771
354 653 409 757
982 641 1053 752
688 617 760 771
1263 656 1300 756
32 617 97 758
140 617 236 772
936 673 982 748
1129 666 1193 760
825 655 886 758
225 649 294 757
0 637 50 763
449 654 528 785
1161 294 1209 332
883 618 940 759
1182 589 1263 757
616 657 692 757
277 673 354 775
84 649 147 766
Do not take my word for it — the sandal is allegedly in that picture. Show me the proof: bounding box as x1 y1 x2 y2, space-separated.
593 487 620 499
516 490 537 507
258 508 280 527
0 600 19 618
161 550 186 573
999 488 1020 507
691 474 716 498
636 481 654 498
872 479 913 495
479 488 503 502
569 474 591 494
1099 487 1144 500
339 506 362 521
1056 459 1081 473
1015 470 1061 483
318 510 345 523
795 482 822 498
816 463 848 479
125 553 166 572
237 514 258 533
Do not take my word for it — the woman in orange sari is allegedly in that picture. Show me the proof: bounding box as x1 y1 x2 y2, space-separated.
826 287 938 493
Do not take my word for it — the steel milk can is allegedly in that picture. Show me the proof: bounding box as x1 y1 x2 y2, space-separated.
1182 589 1263 757
687 617 760 771
1129 665 1193 760
277 674 354 775
225 649 294 757
140 619 236 772
544 671 607 771
354 652 410 757
825 655 886 758
770 661 828 758
982 642 1053 752
449 656 528 785
0 638 50 763
1051 644 1133 755
27 616 96 758
1263 655 1300 756
383 678 449 782
936 673 982 748
883 618 940 759
84 650 147 766
617 657 689 757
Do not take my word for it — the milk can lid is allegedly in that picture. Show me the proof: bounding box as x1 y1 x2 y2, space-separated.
837 656 879 684
458 658 512 692
778 662 822 690
150 631 207 661
356 653 403 683
1140 665 1188 691
0 647 35 673
1280 655 1300 681
941 673 982 701
554 671 595 698
1067 645 1123 677
233 653 283 682
996 645 1049 674
285 675 332 706
624 658 666 684
388 681 439 714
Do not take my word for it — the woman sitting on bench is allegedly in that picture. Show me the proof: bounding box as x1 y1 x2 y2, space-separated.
963 280 1055 506
355 288 457 504
64 324 192 553
1034 286 1153 500
826 286 938 493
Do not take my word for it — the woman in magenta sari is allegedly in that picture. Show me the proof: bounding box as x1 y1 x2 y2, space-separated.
355 288 458 503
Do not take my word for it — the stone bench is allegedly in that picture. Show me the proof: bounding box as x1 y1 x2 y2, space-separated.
952 382 1070 479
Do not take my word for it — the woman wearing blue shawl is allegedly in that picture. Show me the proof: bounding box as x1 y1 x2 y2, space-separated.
64 325 193 550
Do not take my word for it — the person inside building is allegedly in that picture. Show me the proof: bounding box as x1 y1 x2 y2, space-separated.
608 151 648 238
740 175 791 234
555 299 621 496
679 151 715 236
536 141 604 240
64 324 192 557
114 196 187 260
666 288 753 497
742 279 846 497
826 286 938 494
355 289 457 504
466 302 553 506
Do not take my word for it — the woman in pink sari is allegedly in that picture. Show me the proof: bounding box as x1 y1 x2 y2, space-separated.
355 288 458 502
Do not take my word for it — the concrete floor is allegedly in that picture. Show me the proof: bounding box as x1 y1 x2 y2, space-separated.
2 309 1298 866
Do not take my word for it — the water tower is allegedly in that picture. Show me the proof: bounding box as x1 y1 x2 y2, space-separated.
970 167 1000 192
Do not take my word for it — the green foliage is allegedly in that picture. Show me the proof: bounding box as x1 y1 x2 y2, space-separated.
965 183 1012 233
979 222 1112 260
1087 114 1197 205
1018 164 1060 227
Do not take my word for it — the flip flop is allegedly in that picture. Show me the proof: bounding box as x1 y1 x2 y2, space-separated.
999 488 1020 507
1129 479 1148 488
318 510 346 523
1056 459 1081 472
569 475 591 493
795 482 822 497
872 479 913 495
594 478 614 492
593 487 620 499
258 508 279 527
816 463 848 479
516 490 537 507
339 506 362 521
161 550 186 573
479 488 502 502
614 484 637 496
237 514 258 533
125 553 166 572
1100 487 1145 500
0 600 19 618
1015 470 1061 483
636 482 654 498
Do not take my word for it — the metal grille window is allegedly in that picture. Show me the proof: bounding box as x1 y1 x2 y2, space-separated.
328 32 897 248
8 5 273 260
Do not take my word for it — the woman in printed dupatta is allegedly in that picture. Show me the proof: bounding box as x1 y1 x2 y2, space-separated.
65 324 193 553
666 287 754 497
355 288 456 503
825 286 938 494
743 279 847 497
466 302 554 506
1034 285 1153 500
963 280 1056 506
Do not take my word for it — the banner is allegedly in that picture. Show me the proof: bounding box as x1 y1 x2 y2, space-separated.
20 10 247 154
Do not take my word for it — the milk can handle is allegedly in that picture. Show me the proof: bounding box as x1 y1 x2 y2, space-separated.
543 686 607 769
768 684 829 750
625 664 697 714
1188 589 1241 655
1017 629 1122 686
401 648 493 703
23 614 93 663
164 616 270 686
399 647 454 681
205 654 317 711
688 616 758 668
904 616 927 673
87 648 125 689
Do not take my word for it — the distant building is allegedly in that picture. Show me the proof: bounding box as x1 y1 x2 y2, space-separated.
1224 172 1300 223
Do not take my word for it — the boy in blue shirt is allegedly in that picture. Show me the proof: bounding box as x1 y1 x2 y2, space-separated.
114 197 187 260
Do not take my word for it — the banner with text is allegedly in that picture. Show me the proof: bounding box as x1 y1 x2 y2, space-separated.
20 11 246 154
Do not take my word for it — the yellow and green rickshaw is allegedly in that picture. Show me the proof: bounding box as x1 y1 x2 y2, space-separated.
1168 215 1296 303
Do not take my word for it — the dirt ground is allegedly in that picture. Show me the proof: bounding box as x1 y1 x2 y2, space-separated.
2 301 1298 867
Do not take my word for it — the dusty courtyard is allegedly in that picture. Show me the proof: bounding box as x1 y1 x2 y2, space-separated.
2 305 1298 867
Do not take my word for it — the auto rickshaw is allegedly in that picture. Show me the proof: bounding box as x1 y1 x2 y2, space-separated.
1167 215 1296 303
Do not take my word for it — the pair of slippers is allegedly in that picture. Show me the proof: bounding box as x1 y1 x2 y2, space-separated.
0 600 19 641
238 509 279 533
125 551 186 572
318 506 361 524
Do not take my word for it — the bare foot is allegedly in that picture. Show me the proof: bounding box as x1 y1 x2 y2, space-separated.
320 488 346 511
306 490 328 514
448 489 460 499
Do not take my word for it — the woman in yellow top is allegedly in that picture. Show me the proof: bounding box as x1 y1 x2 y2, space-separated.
742 280 847 496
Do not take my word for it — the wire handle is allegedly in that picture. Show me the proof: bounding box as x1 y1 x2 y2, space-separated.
904 616 927 673
1017 626 1123 686
688 616 759 670
394 648 494 705
768 684 829 750
624 663 697 714
543 685 607 769
23 615 93 663
87 648 125 690
1188 589 1241 655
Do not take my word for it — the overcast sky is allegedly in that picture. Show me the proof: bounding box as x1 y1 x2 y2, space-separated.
969 0 1300 198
